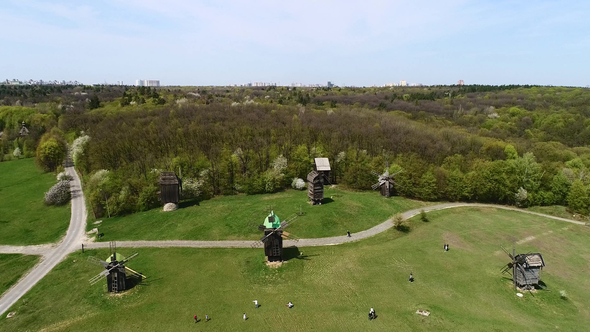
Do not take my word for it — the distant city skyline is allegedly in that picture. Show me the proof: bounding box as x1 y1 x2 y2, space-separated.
1 1 589 87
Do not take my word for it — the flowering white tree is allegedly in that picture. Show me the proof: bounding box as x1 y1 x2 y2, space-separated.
44 180 71 205
182 178 203 200
70 134 90 169
57 172 73 182
514 187 528 207
272 154 287 173
291 177 306 190
12 147 21 159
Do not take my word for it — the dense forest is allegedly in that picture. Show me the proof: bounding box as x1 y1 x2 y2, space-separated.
2 84 590 218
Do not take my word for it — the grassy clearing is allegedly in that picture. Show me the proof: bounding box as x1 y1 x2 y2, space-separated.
4 208 590 331
90 186 429 241
527 205 589 222
0 159 70 245
0 254 39 297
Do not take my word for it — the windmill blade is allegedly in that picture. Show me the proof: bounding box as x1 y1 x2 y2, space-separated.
280 214 298 229
371 182 381 190
125 266 146 279
120 252 139 265
89 270 109 285
282 232 300 242
257 224 266 231
391 170 403 177
501 246 514 260
87 256 109 268
383 170 389 177
371 171 381 177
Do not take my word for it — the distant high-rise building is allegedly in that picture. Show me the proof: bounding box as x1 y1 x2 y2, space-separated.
457 80 464 86
135 79 160 87
327 81 334 88
399 80 407 87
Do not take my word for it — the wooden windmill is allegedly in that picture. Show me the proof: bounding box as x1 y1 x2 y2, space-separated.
252 211 299 262
501 246 545 290
159 172 180 205
371 169 401 197
88 242 145 293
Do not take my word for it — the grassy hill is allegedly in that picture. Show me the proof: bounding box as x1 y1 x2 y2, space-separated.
89 186 429 241
0 159 70 245
0 254 39 297
3 207 590 331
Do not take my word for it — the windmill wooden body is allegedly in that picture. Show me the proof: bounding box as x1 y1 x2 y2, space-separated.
253 211 298 262
371 169 401 197
501 247 545 290
159 172 180 204
88 242 145 293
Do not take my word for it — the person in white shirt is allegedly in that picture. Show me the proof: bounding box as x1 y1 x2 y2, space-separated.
243 313 247 321
253 300 258 308
287 302 294 308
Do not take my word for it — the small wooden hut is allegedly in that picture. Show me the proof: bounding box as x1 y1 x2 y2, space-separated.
307 171 324 205
19 121 29 137
159 172 180 204
514 253 545 288
313 158 331 184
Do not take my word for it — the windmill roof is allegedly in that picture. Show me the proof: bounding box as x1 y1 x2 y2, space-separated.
160 172 179 185
524 253 545 267
106 253 126 263
263 211 281 229
314 158 331 171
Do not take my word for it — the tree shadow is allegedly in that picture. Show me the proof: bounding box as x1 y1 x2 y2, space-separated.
283 246 318 261
179 200 200 209
395 225 411 233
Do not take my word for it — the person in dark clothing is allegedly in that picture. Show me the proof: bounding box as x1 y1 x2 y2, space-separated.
444 244 449 251
409 272 414 282
347 231 351 237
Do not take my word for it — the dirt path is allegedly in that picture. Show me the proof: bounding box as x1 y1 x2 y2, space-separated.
0 167 87 317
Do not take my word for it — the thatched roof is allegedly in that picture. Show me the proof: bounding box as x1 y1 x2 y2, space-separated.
524 253 545 267
314 158 331 171
159 172 179 185
307 170 321 182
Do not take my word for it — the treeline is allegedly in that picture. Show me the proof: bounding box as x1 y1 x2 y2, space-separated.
60 102 589 218
3 84 590 218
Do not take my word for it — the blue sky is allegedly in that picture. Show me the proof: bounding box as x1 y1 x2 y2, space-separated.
1 0 588 86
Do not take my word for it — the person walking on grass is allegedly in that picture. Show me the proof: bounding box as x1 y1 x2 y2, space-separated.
194 314 198 323
205 315 209 322
409 272 414 282
243 313 247 321
254 300 258 308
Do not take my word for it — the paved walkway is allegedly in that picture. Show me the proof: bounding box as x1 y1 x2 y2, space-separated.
0 167 87 316
83 203 587 250
1 179 588 317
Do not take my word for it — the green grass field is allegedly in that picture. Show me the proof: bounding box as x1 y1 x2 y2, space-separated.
4 207 590 331
0 159 70 245
527 205 590 222
0 254 39 297
90 186 429 241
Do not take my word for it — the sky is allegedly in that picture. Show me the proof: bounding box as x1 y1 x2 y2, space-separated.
0 0 589 86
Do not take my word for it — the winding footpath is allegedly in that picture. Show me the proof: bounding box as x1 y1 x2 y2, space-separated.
0 169 588 316
0 167 87 317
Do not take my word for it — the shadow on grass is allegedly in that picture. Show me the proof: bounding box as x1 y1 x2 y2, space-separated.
283 246 318 261
395 225 411 233
321 198 334 205
179 200 200 209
